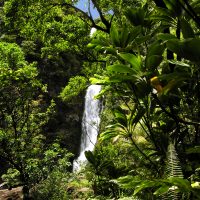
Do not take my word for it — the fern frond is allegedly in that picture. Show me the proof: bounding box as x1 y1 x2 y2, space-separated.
161 143 184 200
165 143 183 179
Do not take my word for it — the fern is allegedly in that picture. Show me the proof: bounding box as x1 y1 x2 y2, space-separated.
161 143 183 200
165 143 183 179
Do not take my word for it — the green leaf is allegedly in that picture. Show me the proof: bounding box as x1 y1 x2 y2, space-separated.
146 41 165 70
146 55 163 70
130 106 146 126
157 33 177 41
110 25 120 47
101 46 117 55
167 38 200 62
180 18 195 39
116 175 142 189
114 109 127 126
85 151 96 165
147 41 165 57
163 0 182 16
150 15 175 24
99 128 124 142
118 53 141 71
168 60 190 67
154 185 170 196
87 43 97 48
135 34 151 45
186 146 200 154
107 64 137 74
120 25 130 48
134 180 159 195
166 177 191 192
125 7 145 26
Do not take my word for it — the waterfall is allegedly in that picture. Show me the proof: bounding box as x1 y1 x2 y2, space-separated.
73 85 101 171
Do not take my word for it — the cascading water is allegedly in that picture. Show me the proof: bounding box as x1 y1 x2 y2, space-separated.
73 85 101 171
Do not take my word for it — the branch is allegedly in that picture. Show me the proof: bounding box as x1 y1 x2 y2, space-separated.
91 0 111 32
51 3 110 33
129 134 160 173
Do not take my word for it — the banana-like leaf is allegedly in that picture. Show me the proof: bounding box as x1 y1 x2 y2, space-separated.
134 34 151 45
90 76 110 85
167 38 200 62
110 25 120 47
118 53 141 71
186 146 200 154
125 7 145 26
107 64 138 74
165 177 191 192
157 33 177 41
167 60 190 67
129 106 145 128
114 108 127 127
85 150 96 166
115 175 142 189
146 55 163 70
99 129 126 142
133 180 160 195
163 0 182 17
153 185 170 196
146 41 165 70
119 25 130 48
180 18 195 39
147 41 165 57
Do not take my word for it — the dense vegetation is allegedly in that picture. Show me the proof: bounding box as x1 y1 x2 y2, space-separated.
0 0 200 199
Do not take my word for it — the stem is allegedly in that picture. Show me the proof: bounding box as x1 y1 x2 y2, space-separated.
128 134 159 173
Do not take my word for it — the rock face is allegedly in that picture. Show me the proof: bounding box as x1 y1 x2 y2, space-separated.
40 53 85 157
45 93 85 157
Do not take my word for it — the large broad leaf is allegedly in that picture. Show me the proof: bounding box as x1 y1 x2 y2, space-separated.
180 18 195 39
114 108 127 127
107 64 138 74
157 33 177 41
101 46 117 55
145 41 165 70
146 55 163 70
150 7 176 25
87 37 109 48
85 151 96 166
129 106 146 127
150 15 175 24
119 25 130 48
99 126 127 142
167 38 200 62
147 41 165 57
118 53 141 71
163 0 182 17
186 146 200 154
90 76 110 85
158 71 190 95
153 185 170 196
133 180 160 195
165 177 192 192
125 7 145 26
115 175 142 189
110 25 120 47
167 60 190 67
135 34 151 45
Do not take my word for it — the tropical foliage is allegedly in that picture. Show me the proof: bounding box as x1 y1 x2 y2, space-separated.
0 0 200 199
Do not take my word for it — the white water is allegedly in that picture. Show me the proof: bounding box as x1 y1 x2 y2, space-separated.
73 85 101 171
